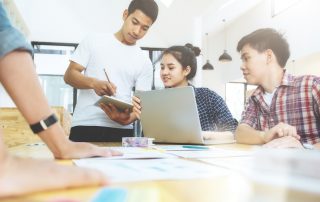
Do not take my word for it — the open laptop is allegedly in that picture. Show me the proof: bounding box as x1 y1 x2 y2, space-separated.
136 86 235 145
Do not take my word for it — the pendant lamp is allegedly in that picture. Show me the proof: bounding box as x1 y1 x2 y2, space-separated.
219 19 232 62
202 33 214 70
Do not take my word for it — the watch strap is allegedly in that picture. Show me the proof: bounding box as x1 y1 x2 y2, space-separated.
30 114 58 134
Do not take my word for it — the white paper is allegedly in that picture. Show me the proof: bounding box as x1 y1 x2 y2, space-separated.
167 148 253 158
105 147 176 159
199 157 254 173
74 158 230 183
247 149 320 194
152 145 208 151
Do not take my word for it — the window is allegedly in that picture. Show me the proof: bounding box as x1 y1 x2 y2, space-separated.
141 47 166 90
225 82 256 121
32 42 77 113
31 43 164 113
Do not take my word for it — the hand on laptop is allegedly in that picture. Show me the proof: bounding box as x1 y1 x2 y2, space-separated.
132 96 141 119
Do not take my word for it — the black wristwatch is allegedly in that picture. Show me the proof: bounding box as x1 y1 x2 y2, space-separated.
30 114 58 134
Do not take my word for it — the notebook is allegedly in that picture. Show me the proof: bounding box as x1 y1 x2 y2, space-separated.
136 86 235 145
95 95 133 112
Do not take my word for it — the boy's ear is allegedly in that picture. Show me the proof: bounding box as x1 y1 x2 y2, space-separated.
123 9 129 21
265 49 273 64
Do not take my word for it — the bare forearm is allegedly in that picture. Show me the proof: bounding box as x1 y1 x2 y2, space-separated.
64 68 96 89
0 52 69 156
235 124 265 145
0 52 53 123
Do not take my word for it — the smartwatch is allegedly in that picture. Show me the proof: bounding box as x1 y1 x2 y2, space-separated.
30 114 58 134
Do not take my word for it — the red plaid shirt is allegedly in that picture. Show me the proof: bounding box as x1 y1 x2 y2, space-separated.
241 73 320 144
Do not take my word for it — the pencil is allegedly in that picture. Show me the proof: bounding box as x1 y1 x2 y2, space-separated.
103 68 111 83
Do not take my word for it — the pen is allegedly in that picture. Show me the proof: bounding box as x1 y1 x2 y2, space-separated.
182 145 210 150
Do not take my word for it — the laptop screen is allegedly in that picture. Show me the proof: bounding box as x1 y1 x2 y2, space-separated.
136 86 205 144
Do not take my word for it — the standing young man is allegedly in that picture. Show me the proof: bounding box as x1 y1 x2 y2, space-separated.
64 0 159 142
235 28 320 149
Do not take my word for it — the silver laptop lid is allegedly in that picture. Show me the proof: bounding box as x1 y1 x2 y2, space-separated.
137 86 204 144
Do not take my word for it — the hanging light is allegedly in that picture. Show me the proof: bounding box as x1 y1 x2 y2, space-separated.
202 33 214 70
219 19 232 62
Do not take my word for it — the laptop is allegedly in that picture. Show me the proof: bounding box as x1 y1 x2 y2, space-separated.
136 86 235 145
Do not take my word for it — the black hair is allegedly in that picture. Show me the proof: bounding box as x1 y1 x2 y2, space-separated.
237 28 290 67
128 0 159 23
162 44 200 80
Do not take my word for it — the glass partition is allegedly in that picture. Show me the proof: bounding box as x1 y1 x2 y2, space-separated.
225 82 257 121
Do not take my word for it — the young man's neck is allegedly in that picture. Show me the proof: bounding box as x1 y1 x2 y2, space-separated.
114 31 135 46
262 66 285 93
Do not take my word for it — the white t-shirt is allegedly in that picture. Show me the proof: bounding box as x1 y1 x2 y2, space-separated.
263 88 277 107
70 33 152 129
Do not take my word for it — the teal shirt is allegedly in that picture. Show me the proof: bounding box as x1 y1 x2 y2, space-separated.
0 2 33 58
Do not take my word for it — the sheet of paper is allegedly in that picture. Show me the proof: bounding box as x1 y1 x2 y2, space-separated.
152 145 208 151
199 157 254 173
74 158 230 183
167 148 253 158
247 149 320 194
105 147 176 159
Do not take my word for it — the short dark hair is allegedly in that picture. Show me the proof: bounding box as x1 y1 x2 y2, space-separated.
162 44 200 80
128 0 159 23
237 28 290 67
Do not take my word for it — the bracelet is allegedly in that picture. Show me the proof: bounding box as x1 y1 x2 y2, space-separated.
29 114 58 134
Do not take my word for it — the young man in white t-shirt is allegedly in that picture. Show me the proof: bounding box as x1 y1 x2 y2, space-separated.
64 0 159 142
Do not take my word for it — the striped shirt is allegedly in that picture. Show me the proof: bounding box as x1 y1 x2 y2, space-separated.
193 86 238 132
241 73 320 144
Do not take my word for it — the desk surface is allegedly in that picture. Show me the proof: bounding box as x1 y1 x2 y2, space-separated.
5 142 320 202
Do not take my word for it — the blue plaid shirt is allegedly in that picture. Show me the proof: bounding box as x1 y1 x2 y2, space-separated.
193 86 238 132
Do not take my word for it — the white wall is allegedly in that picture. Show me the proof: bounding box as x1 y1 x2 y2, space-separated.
13 0 167 47
202 0 320 98
3 0 320 107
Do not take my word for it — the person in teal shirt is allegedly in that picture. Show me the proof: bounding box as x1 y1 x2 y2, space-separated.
0 2 121 197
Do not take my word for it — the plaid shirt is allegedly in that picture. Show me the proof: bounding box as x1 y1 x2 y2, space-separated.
241 73 320 144
193 86 238 132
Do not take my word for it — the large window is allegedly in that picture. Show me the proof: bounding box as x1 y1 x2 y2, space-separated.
141 47 166 90
32 42 164 113
32 42 77 113
225 82 257 121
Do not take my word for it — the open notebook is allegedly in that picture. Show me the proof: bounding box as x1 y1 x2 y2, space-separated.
136 87 235 145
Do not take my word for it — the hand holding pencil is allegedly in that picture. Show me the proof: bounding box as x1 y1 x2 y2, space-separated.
103 68 117 96
92 68 117 96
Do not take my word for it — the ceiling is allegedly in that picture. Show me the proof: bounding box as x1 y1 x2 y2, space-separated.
13 0 262 47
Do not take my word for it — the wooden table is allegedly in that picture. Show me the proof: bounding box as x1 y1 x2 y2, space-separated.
4 142 320 202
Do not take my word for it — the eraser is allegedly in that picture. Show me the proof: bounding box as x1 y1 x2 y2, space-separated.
122 137 154 147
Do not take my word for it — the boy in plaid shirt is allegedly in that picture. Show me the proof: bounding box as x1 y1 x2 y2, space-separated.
235 28 320 149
